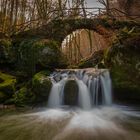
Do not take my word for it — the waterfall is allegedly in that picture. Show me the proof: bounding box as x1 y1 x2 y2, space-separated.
100 71 112 105
48 77 68 108
48 69 112 109
47 82 61 108
76 79 92 110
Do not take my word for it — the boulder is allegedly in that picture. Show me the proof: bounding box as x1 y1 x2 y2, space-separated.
0 91 6 103
0 39 13 64
0 72 16 103
14 39 67 76
13 87 34 107
64 80 79 106
105 33 140 104
32 71 52 105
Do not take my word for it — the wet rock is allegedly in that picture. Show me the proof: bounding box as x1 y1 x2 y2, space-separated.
0 72 16 103
105 34 140 104
0 39 13 64
64 80 79 106
32 71 52 105
53 73 62 82
13 87 34 107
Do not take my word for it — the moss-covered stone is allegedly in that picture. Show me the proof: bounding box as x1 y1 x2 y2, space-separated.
38 40 67 68
13 87 34 107
64 80 79 106
0 91 6 103
105 27 140 104
110 65 140 103
15 18 112 42
32 71 52 105
13 39 67 76
0 39 13 64
0 72 16 99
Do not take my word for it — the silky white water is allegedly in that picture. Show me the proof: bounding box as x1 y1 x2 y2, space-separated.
0 69 139 140
48 69 112 109
0 106 139 140
100 71 112 105
76 79 92 110
48 77 68 108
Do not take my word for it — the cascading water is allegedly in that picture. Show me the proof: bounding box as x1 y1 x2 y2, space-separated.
100 71 112 105
48 77 68 108
48 69 112 109
76 79 92 110
1 70 139 140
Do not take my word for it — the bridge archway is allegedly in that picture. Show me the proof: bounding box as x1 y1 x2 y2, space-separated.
61 28 111 65
15 18 113 65
16 18 112 44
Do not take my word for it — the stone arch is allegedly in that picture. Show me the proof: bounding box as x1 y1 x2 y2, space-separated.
15 18 112 45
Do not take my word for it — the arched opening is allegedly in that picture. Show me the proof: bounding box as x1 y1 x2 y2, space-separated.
61 29 110 65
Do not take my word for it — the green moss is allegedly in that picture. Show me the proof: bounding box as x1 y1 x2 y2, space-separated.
0 78 4 83
105 27 140 103
14 39 43 76
78 60 94 68
32 71 52 105
0 39 13 64
0 72 16 94
111 65 140 103
37 40 68 69
13 39 66 76
13 87 34 107
0 91 6 102
0 72 16 103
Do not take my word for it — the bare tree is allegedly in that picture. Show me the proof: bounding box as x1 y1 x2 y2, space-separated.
0 0 89 35
97 0 109 15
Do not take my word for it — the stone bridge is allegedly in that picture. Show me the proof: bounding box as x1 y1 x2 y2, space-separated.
12 5 139 45
14 18 115 44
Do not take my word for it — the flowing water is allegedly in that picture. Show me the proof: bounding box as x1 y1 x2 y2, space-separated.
0 69 140 140
48 69 112 108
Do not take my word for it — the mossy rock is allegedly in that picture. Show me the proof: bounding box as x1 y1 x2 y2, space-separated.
38 40 68 68
32 71 52 105
0 91 6 103
0 72 16 103
0 39 13 64
13 39 67 76
13 87 35 107
111 65 140 104
105 32 140 104
64 80 79 106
